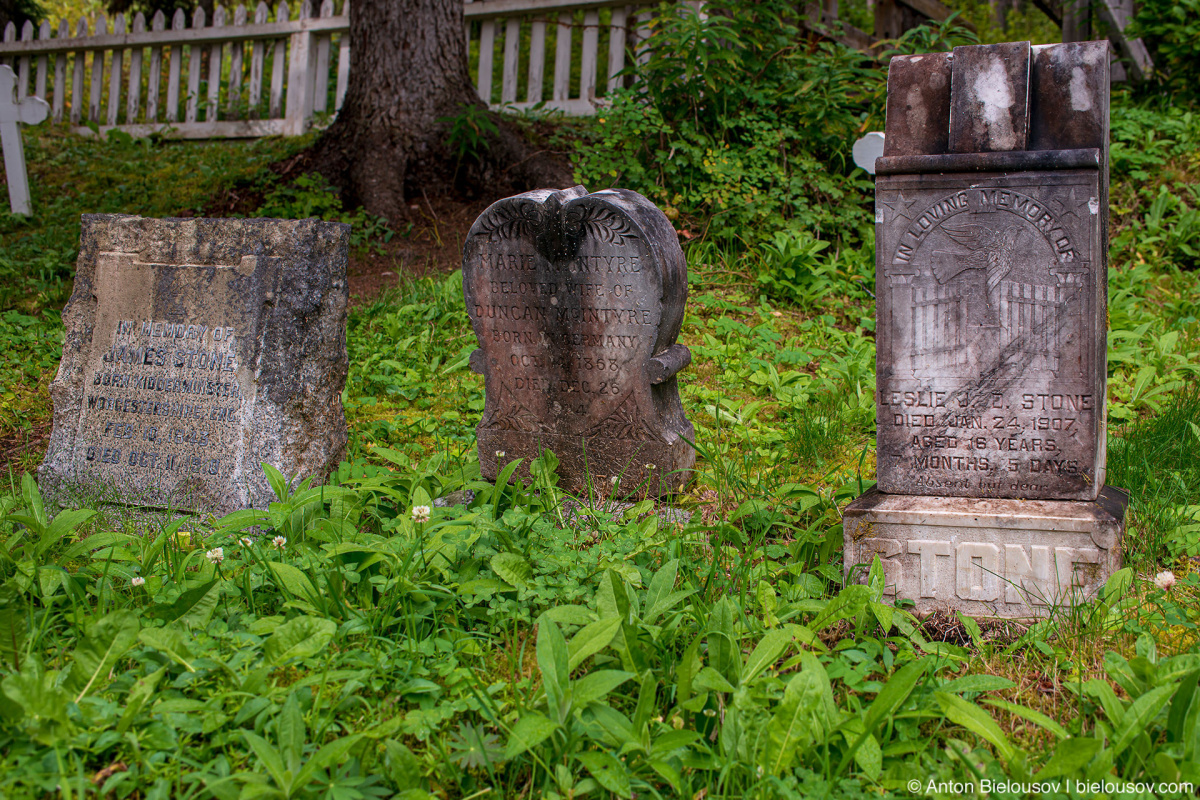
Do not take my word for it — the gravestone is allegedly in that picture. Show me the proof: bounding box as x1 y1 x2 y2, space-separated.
845 41 1127 617
0 64 50 216
463 186 694 496
40 214 350 514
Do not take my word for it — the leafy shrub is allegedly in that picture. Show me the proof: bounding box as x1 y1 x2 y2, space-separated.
256 173 397 254
575 0 881 245
1129 0 1200 104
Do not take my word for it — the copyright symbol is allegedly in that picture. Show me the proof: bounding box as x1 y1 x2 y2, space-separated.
908 780 922 793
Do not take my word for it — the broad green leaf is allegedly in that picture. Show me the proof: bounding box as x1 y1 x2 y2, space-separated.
741 626 793 684
572 670 635 707
278 691 306 772
66 609 140 701
566 617 621 671
1110 684 1175 758
984 698 1069 739
295 733 364 789
764 654 833 774
1083 677 1127 726
264 616 336 665
503 713 558 759
940 675 1016 695
149 579 220 629
138 626 196 672
1034 737 1101 779
575 751 632 799
0 581 26 669
490 552 532 588
266 561 319 599
117 666 166 734
539 605 596 626
537 619 569 722
243 729 289 789
384 740 422 789
853 732 882 780
643 559 679 620
2 658 72 734
935 691 1017 763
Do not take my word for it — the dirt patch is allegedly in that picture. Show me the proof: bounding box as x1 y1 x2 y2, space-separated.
348 196 489 303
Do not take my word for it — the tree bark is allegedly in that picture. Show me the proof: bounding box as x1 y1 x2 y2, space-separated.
309 0 573 221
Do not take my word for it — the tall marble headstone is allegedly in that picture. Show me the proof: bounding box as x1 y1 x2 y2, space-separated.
845 42 1128 617
463 186 694 496
40 215 350 514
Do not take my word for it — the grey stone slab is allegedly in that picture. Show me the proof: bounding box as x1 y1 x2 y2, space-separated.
883 52 952 157
463 186 694 497
948 42 1031 153
843 487 1127 618
40 214 350 514
1029 42 1110 152
875 169 1107 500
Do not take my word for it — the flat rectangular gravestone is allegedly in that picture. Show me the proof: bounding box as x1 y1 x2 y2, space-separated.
40 215 350 514
873 41 1110 502
464 186 694 496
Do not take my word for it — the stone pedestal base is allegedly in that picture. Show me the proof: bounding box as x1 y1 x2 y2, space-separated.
843 487 1128 618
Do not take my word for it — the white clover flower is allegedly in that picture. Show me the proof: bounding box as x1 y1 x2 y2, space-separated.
131 576 146 587
205 547 224 565
610 475 620 486
411 505 431 524
272 536 287 550
1155 570 1177 591
239 536 254 547
496 450 506 459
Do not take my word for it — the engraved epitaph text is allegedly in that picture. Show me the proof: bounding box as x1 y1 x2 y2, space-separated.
464 187 694 495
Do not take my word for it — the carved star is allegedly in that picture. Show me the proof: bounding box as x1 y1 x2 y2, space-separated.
880 191 919 221
1050 186 1090 223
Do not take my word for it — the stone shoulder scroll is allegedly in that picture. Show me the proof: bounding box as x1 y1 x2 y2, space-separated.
463 186 695 496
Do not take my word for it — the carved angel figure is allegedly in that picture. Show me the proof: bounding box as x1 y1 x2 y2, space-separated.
931 224 1024 292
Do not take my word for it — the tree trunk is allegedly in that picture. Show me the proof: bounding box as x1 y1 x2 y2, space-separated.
309 0 573 220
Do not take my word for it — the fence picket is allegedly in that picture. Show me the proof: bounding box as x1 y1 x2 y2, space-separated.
35 21 48 99
607 7 626 93
147 11 165 122
579 9 597 101
70 18 86 124
527 17 545 104
552 12 571 102
186 8 205 122
335 0 349 110
207 6 226 121
167 9 185 122
16 20 31 100
90 14 106 123
313 0 332 113
3 0 663 139
501 17 519 103
269 1 288 118
52 20 67 121
249 2 267 116
107 14 125 125
228 5 246 114
127 13 145 122
1 22 13 71
477 19 495 102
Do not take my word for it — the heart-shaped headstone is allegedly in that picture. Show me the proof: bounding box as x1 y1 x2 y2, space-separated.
463 186 694 496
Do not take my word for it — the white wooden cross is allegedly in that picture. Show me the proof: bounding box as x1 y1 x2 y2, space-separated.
1 65 50 216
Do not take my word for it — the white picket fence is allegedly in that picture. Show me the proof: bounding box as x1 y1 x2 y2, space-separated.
0 0 660 139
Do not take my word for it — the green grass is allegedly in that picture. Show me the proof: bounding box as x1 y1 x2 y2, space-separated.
0 63 1199 800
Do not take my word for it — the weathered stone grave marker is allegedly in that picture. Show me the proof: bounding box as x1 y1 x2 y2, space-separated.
845 41 1128 617
464 186 694 495
0 64 49 216
40 215 350 513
